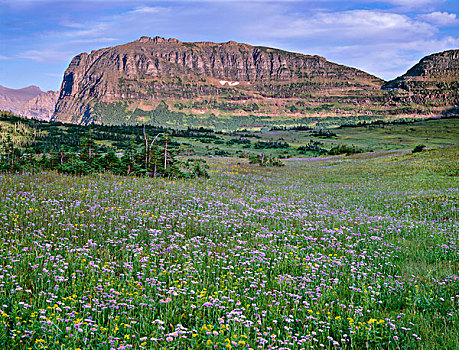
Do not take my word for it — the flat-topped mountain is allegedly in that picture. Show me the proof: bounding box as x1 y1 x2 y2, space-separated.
51 37 458 128
383 50 459 106
0 85 58 120
52 36 386 127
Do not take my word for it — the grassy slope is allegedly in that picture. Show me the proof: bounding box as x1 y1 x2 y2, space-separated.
173 118 459 157
272 118 459 151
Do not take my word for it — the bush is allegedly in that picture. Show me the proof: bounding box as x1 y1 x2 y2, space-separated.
298 141 327 155
254 141 289 149
310 129 337 138
412 144 426 153
328 144 364 156
181 159 209 178
248 153 284 167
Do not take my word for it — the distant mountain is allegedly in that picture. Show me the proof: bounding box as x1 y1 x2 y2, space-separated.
0 85 42 101
52 36 389 128
383 50 459 106
0 85 58 120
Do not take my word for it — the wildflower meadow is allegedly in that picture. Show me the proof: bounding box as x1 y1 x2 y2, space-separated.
0 147 458 349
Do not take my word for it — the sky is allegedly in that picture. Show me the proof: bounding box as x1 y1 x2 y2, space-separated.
0 0 458 91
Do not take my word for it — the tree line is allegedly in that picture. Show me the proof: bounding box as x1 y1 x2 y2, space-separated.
0 130 208 179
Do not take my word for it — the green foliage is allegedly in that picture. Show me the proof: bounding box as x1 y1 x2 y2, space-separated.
1 110 458 163
0 132 208 179
328 144 365 156
180 159 210 178
298 140 328 155
253 140 290 149
226 138 251 146
93 101 130 125
151 101 186 125
412 144 426 153
310 129 337 138
93 100 188 126
0 136 29 172
248 153 284 167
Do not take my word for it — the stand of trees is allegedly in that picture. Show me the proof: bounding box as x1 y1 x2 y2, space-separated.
248 153 284 167
0 132 208 179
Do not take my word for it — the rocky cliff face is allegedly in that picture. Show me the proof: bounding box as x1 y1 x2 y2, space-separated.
383 50 459 106
52 37 458 128
0 85 58 120
53 36 385 126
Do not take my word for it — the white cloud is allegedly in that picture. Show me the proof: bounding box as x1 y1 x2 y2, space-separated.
60 22 111 39
16 5 171 65
420 11 457 26
306 35 459 80
18 49 74 63
386 0 436 4
381 0 441 9
66 37 117 44
58 21 85 29
248 10 436 42
243 7 457 80
40 6 170 42
5 0 458 88
130 6 161 14
45 72 63 78
0 55 9 60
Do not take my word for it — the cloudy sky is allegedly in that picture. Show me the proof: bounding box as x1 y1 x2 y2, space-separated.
0 0 458 91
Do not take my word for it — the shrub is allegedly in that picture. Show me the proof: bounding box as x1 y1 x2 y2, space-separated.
248 153 284 167
328 144 364 156
298 141 327 155
412 144 426 153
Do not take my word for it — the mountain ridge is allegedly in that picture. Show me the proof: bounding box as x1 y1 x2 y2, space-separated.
2 38 457 127
383 49 459 106
0 85 58 120
52 36 386 127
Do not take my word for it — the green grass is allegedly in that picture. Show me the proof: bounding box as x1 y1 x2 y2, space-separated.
169 118 458 158
263 118 459 152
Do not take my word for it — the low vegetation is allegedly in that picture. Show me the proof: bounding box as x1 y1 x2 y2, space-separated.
412 144 426 153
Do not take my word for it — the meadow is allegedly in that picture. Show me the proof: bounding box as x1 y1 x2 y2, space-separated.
0 145 458 349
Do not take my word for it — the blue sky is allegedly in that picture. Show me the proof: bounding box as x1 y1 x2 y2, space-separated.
0 0 458 91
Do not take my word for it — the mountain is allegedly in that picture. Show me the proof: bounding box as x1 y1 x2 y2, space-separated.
383 50 459 106
52 37 458 129
52 36 389 128
0 85 42 101
0 85 58 120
